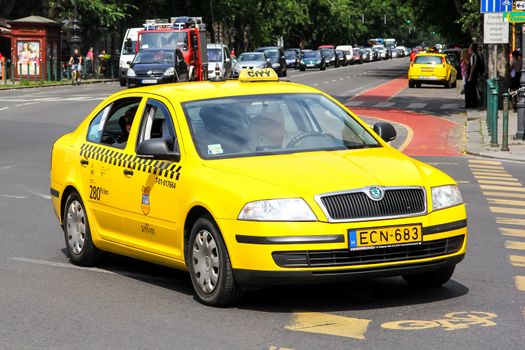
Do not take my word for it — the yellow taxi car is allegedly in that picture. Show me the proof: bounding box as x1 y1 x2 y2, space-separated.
50 69 467 306
408 53 457 88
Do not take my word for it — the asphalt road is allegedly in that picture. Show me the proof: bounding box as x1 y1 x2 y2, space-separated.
1 58 524 349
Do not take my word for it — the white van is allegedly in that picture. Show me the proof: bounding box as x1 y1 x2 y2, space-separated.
206 43 232 79
336 45 354 64
118 27 142 86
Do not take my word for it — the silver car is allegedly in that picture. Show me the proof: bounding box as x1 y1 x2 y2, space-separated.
207 43 232 79
233 52 272 77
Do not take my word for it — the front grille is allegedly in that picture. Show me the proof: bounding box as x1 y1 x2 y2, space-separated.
136 72 163 78
272 235 464 268
318 187 425 221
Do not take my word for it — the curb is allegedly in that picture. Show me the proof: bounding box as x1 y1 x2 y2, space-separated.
0 78 118 90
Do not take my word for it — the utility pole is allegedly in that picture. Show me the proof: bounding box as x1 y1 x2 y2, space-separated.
517 23 525 139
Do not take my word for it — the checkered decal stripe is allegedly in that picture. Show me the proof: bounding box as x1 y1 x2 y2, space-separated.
80 143 181 180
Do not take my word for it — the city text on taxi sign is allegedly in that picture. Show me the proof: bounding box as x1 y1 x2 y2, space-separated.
239 68 279 82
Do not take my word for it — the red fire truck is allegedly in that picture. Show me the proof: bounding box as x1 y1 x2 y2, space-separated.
136 17 208 81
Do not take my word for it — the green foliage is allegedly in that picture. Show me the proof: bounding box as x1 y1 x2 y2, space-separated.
49 0 134 28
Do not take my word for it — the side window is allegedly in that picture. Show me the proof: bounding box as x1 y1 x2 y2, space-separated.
85 97 142 148
223 48 229 62
137 99 178 153
176 50 184 65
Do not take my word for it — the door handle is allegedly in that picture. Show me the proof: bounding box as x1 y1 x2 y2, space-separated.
123 169 134 176
80 159 89 165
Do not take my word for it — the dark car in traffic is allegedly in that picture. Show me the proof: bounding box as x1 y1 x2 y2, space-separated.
299 50 326 71
319 47 338 67
336 50 348 66
255 46 287 77
126 48 189 88
284 50 299 69
352 47 363 64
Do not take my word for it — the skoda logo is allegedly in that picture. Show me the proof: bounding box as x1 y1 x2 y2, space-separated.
368 186 384 201
147 70 152 76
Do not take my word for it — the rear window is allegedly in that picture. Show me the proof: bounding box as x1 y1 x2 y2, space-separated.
414 56 443 65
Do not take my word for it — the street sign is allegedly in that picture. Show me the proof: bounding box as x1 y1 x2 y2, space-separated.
481 0 513 12
503 11 525 22
515 1 525 10
484 13 509 43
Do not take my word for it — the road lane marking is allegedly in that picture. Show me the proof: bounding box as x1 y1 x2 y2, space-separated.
468 164 505 170
515 276 525 291
472 170 512 176
440 103 460 109
10 257 115 274
475 175 518 181
0 194 27 199
497 217 525 225
500 227 525 238
491 206 525 215
489 198 525 207
478 179 522 186
407 102 427 109
269 347 294 350
481 185 525 192
285 312 371 340
485 192 525 199
510 255 525 267
469 159 502 165
374 101 395 107
505 241 525 250
0 107 8 111
381 312 497 331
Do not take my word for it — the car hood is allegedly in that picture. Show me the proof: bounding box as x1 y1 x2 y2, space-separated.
203 147 445 198
132 63 172 72
235 61 265 67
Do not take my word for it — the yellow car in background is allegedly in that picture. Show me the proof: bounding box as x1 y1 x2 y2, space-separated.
408 53 457 88
50 69 467 306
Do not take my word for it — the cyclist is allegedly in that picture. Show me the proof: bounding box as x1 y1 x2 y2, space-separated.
68 48 83 85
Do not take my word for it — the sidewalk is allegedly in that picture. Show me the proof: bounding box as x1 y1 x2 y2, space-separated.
0 77 117 90
466 107 525 162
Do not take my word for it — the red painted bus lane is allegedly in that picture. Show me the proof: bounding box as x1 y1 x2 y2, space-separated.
350 107 463 156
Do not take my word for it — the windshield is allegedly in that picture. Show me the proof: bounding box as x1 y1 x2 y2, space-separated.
207 48 223 62
183 93 380 159
238 53 264 62
139 31 188 51
303 51 320 59
134 50 174 64
320 49 334 58
284 51 296 59
414 56 443 64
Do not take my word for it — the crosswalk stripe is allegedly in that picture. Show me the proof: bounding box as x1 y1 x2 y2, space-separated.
515 276 525 291
505 240 525 250
489 198 525 207
481 185 525 192
346 101 364 106
472 170 512 176
469 164 506 170
497 217 525 225
474 175 519 182
374 102 395 108
407 102 427 109
485 191 525 199
510 255 525 267
440 103 460 109
468 159 502 165
500 227 525 237
475 175 519 181
491 206 525 215
477 179 522 186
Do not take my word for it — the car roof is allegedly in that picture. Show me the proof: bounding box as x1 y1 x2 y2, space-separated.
415 53 446 57
112 80 320 104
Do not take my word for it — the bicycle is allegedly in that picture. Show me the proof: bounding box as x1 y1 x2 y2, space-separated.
71 64 81 86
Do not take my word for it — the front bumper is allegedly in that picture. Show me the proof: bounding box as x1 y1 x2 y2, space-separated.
127 76 174 86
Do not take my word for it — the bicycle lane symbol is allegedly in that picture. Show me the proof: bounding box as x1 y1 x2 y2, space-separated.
381 312 497 331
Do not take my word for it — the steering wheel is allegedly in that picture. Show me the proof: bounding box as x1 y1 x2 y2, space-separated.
285 131 330 148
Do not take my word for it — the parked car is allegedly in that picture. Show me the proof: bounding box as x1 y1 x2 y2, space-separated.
319 46 338 67
443 48 461 79
232 52 272 78
352 47 363 64
207 43 233 79
373 45 388 59
336 45 354 64
408 53 457 88
298 50 326 71
284 50 299 69
126 48 189 88
361 48 372 62
255 46 287 77
336 50 348 66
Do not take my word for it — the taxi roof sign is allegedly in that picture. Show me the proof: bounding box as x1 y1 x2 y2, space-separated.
239 68 279 82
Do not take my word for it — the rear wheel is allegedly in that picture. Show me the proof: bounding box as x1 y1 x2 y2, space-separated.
188 215 242 306
300 67 305 72
408 80 415 88
63 191 100 266
403 265 455 288
119 78 126 87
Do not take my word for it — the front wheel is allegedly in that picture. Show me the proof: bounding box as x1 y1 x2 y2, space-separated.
188 215 242 306
63 191 100 266
403 265 455 288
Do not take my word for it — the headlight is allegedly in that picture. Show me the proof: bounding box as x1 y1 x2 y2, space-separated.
234 65 241 72
272 63 280 68
432 185 463 211
126 68 136 77
316 60 321 64
300 60 304 64
164 67 175 76
238 198 317 221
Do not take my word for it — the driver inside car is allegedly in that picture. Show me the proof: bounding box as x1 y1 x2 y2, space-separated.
248 111 300 151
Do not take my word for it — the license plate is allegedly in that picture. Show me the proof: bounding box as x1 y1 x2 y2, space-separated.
307 64 314 67
419 75 436 80
142 79 157 84
348 224 422 251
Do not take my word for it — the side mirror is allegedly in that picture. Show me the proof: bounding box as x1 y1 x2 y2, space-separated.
126 61 132 65
225 57 230 63
267 58 271 63
137 138 180 161
373 122 397 142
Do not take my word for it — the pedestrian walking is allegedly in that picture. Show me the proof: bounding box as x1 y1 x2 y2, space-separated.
465 43 480 108
85 47 94 76
460 48 469 97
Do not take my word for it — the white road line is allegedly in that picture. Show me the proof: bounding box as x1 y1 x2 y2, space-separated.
440 103 460 109
374 102 396 108
0 194 27 199
23 102 40 106
10 257 115 274
0 107 8 111
407 102 427 109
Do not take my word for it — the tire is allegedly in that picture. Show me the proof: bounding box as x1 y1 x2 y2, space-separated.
320 65 326 71
403 265 455 288
300 67 305 72
415 82 421 88
408 80 415 88
63 191 101 266
119 78 126 87
188 215 242 306
445 80 451 89
451 80 457 88
282 69 287 77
